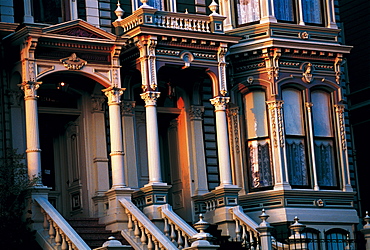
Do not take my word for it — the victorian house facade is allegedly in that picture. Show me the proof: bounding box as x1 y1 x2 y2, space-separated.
0 0 364 249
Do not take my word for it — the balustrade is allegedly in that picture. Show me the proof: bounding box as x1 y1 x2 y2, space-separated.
158 204 198 249
119 198 177 250
34 197 90 250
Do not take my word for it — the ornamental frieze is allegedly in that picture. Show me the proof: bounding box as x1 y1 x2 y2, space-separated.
60 53 87 70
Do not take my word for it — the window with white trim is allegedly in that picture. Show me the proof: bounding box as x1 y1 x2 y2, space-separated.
244 90 273 189
282 88 309 187
282 87 339 189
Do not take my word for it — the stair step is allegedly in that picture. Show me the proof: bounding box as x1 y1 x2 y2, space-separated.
67 218 130 249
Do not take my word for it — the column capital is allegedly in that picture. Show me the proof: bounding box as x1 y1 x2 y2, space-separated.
91 95 106 112
140 91 161 106
189 105 205 120
121 101 136 116
266 100 284 109
102 86 126 105
210 96 230 111
19 81 42 100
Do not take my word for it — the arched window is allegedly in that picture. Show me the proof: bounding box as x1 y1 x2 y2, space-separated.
282 88 309 187
311 90 338 188
236 0 260 26
244 90 273 189
325 229 349 250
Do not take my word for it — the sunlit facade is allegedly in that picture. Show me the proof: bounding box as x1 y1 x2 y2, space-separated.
0 0 364 249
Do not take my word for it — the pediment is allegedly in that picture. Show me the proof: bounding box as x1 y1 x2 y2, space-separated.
42 19 116 41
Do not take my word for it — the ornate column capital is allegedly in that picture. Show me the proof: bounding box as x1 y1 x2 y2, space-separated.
121 101 136 116
266 100 284 110
8 89 23 106
189 105 205 120
19 81 42 100
140 91 160 106
102 87 126 105
91 95 106 112
210 96 230 111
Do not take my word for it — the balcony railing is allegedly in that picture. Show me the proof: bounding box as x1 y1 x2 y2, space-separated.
113 7 226 35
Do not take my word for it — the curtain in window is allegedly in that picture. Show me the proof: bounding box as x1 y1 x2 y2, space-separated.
237 0 260 25
312 90 337 187
249 141 272 188
302 0 323 24
274 0 295 22
282 88 309 186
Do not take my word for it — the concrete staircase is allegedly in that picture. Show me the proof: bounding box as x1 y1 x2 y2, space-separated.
68 218 131 249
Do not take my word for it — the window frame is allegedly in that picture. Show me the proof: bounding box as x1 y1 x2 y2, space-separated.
243 89 274 191
282 87 311 188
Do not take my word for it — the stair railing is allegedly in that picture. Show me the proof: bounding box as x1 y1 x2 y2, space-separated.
158 204 198 249
119 198 177 250
229 206 261 249
34 196 90 250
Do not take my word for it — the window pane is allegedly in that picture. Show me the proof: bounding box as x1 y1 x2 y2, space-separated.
274 0 295 22
244 91 268 139
237 0 260 25
248 140 273 189
315 139 337 187
138 0 163 10
286 138 309 186
302 0 323 24
282 89 305 136
312 90 333 137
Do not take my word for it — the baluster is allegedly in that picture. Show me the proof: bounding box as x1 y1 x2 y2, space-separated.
255 232 260 250
179 18 184 29
67 239 73 250
249 230 255 250
48 216 55 239
183 232 189 248
164 218 170 237
184 19 189 30
134 219 140 242
201 21 206 32
61 233 68 250
42 210 48 232
147 233 154 250
170 223 177 246
197 20 201 31
154 239 160 250
235 219 241 241
127 211 133 234
162 16 166 27
177 228 183 249
55 225 61 245
206 22 210 32
241 224 248 246
140 224 147 245
166 17 170 28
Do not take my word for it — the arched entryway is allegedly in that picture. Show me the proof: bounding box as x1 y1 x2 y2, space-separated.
37 71 109 218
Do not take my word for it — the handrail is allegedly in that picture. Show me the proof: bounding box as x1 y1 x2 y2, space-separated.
119 197 177 250
158 204 197 248
34 196 90 250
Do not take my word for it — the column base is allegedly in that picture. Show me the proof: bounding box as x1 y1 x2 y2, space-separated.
133 183 172 220
100 188 135 232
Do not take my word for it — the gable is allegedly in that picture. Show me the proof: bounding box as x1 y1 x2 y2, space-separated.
42 19 117 41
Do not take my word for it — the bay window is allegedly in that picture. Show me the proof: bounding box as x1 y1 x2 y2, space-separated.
244 90 273 189
282 88 309 187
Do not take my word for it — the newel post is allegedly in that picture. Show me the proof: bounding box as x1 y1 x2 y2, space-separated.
361 211 370 250
256 209 273 250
